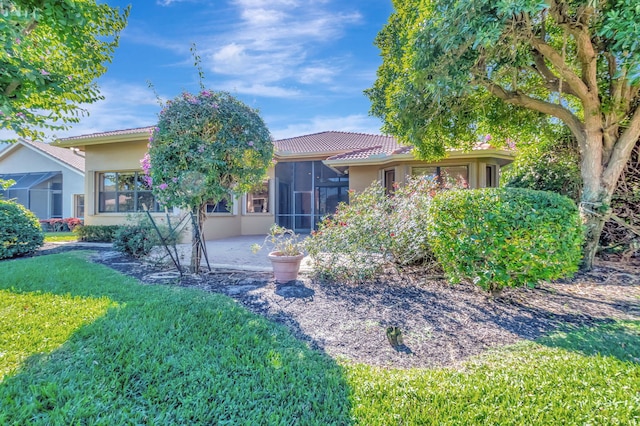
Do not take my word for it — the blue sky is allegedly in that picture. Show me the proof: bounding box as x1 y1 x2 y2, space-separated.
51 0 394 141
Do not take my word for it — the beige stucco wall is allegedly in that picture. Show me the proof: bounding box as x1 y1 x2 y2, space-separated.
0 145 84 218
347 157 506 192
84 139 275 240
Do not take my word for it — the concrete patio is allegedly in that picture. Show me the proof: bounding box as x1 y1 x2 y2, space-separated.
147 234 313 273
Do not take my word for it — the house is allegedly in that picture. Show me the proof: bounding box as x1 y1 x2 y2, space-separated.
55 127 514 239
0 138 85 219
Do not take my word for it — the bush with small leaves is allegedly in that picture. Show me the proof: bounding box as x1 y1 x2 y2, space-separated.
113 215 180 259
307 176 446 283
307 184 393 282
74 225 120 242
428 188 583 292
0 200 44 259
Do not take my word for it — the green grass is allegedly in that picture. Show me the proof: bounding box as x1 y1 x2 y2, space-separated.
43 232 77 243
0 253 638 425
347 322 640 425
0 252 350 424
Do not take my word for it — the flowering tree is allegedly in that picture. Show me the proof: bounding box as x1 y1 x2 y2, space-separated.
143 90 274 271
0 1 129 141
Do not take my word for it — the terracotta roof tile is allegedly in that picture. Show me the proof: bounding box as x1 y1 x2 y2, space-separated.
18 139 85 172
274 131 403 157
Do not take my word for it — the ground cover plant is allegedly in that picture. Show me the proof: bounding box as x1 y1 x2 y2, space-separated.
1 252 638 424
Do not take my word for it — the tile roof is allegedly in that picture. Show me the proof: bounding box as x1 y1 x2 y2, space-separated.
16 139 85 172
54 127 509 165
275 131 403 157
58 126 154 142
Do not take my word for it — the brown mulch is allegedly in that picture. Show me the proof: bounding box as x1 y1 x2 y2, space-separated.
38 243 640 369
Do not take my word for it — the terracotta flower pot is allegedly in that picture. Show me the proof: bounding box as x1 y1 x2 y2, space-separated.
268 251 304 283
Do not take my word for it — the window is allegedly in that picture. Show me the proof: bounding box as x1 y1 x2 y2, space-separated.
74 194 85 218
98 172 158 213
384 169 396 195
412 165 468 188
486 165 497 188
246 181 270 214
206 196 232 214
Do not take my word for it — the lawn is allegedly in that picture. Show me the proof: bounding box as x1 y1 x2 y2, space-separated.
43 232 77 243
1 253 638 424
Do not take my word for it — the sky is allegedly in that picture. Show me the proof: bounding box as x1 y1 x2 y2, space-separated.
34 0 395 141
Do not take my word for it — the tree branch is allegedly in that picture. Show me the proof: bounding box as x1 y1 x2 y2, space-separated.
530 50 581 97
529 37 592 103
603 105 640 187
481 78 585 144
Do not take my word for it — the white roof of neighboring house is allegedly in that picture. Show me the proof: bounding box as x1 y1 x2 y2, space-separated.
0 139 85 174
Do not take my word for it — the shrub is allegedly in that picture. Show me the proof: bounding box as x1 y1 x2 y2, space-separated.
307 176 445 282
39 218 83 232
428 188 583 292
113 215 180 259
0 200 44 259
307 184 393 282
74 225 119 242
388 176 441 266
502 137 581 202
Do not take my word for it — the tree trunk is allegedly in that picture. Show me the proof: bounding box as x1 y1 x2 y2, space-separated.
580 198 610 270
190 204 207 273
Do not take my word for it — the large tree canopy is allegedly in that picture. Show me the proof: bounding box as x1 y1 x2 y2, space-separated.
368 0 640 269
0 0 129 141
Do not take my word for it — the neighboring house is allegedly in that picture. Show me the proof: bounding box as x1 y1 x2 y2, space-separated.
0 139 85 219
56 127 514 239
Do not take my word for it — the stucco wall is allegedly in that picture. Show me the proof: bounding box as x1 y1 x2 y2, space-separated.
347 157 505 192
84 140 275 239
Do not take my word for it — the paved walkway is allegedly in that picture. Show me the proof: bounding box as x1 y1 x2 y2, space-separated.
150 235 313 273
56 235 312 273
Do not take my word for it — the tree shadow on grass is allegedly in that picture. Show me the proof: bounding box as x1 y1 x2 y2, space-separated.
536 320 640 364
0 254 353 425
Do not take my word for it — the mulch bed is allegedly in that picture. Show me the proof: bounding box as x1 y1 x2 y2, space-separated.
37 243 640 369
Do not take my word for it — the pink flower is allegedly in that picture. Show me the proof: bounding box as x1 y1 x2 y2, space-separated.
484 134 492 142
248 141 254 147
172 177 178 183
67 75 73 81
158 183 168 190
40 70 50 76
140 153 151 173
15 38 21 44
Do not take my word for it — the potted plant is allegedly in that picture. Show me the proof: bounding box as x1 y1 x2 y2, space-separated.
252 224 305 283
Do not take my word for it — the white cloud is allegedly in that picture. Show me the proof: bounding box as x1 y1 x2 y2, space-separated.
271 114 382 139
298 65 337 84
198 1 362 97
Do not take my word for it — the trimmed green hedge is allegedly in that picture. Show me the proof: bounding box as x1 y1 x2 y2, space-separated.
428 188 583 292
0 200 44 259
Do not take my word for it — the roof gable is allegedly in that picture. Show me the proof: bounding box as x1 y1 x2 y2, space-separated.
0 139 85 174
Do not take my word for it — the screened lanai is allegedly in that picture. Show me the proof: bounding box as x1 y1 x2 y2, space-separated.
0 172 63 219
